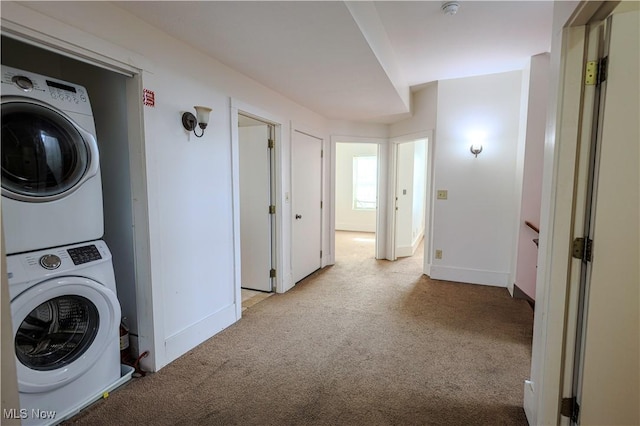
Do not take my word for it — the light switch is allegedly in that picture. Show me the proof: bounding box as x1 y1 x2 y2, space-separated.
437 190 448 200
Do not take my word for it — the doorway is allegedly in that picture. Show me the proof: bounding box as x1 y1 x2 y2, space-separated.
238 114 276 293
335 142 379 262
0 36 149 366
388 134 432 276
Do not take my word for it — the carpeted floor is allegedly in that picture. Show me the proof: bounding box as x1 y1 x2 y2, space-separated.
66 231 533 425
241 288 274 312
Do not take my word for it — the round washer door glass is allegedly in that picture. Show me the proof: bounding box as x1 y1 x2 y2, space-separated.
1 102 89 198
15 295 99 371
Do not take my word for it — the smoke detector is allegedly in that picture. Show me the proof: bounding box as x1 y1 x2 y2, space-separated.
441 1 460 15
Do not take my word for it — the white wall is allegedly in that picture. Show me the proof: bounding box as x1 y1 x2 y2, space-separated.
328 120 389 139
390 83 438 138
335 143 377 232
430 71 523 287
1 1 329 371
514 53 550 300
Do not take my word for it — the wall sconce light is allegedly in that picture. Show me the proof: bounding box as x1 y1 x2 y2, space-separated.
182 106 212 138
470 144 483 158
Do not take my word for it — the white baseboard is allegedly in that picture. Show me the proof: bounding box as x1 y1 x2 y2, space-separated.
163 304 237 368
524 379 536 425
395 244 413 257
281 273 294 293
396 233 424 258
429 265 509 287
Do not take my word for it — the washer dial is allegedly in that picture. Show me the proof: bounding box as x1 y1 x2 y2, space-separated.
11 75 34 91
39 254 62 270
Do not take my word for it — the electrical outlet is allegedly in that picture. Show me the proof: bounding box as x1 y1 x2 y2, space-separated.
437 190 448 200
435 249 443 260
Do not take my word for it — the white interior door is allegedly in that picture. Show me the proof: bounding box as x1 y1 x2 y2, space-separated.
392 139 428 260
239 118 273 292
577 9 639 424
292 130 322 283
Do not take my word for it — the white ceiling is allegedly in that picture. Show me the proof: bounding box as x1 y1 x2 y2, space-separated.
114 1 554 123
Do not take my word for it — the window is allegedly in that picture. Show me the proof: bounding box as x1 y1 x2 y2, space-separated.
353 155 377 210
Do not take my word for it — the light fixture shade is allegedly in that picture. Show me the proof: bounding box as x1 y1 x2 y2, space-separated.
194 106 212 126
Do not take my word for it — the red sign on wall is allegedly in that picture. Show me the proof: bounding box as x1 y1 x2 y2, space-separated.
143 89 155 107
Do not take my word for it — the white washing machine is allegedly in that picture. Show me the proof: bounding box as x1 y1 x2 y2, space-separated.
7 240 121 426
1 65 104 255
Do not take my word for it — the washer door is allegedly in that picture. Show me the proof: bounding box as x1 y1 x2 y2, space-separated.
11 277 120 394
1 97 99 202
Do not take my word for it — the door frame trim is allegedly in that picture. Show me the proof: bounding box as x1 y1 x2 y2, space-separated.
1 11 155 370
230 99 285 307
387 131 434 275
330 135 388 262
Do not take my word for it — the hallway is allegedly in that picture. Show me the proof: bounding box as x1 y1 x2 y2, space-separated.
68 230 533 425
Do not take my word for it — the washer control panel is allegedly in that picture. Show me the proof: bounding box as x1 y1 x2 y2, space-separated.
6 241 112 298
67 245 102 265
1 66 91 111
45 78 88 105
13 242 107 274
11 75 34 91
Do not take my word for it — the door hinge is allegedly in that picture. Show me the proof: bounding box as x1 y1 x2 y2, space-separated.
320 201 323 209
269 205 276 214
270 268 276 278
321 149 324 158
268 138 274 149
572 237 593 262
585 57 608 86
585 60 598 85
560 396 580 422
597 56 608 85
320 250 323 259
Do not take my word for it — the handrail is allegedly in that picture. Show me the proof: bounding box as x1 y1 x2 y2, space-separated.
525 221 540 234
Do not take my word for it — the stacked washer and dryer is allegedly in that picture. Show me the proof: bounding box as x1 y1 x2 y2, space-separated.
2 66 123 425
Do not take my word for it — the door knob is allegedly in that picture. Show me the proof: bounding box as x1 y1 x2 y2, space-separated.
295 214 302 219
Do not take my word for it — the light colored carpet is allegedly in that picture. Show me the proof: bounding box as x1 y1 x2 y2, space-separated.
241 289 273 312
65 231 532 425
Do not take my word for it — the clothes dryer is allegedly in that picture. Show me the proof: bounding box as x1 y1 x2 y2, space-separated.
1 66 104 254
6 240 121 425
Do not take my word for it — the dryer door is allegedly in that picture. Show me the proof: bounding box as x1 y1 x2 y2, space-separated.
1 98 99 202
11 277 120 394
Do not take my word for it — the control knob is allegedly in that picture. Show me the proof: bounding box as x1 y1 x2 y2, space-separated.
11 75 34 92
39 254 61 270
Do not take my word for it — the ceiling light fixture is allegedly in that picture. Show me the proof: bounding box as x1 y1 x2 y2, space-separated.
441 1 460 16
